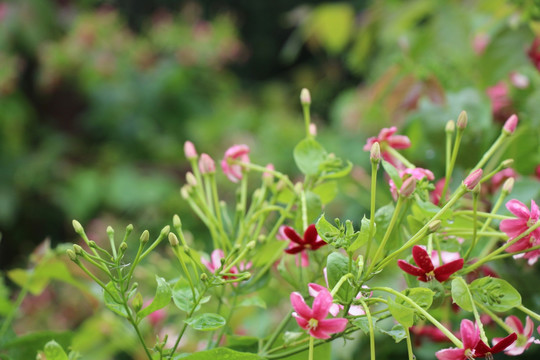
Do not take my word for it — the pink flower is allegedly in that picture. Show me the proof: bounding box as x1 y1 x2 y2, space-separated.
282 225 326 268
199 153 215 174
486 82 511 117
290 288 348 339
431 178 446 205
389 167 434 200
397 245 463 282
143 300 166 328
500 199 540 265
411 324 451 345
221 144 250 182
363 127 411 166
474 333 517 358
491 168 517 192
493 316 536 355
201 249 227 273
436 319 480 360
463 169 483 191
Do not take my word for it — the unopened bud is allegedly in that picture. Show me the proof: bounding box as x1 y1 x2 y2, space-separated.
88 240 97 248
247 241 256 249
66 249 77 261
186 172 197 186
72 220 84 234
200 273 208 281
309 123 317 136
463 169 483 190
73 244 83 255
294 182 303 194
501 159 514 169
502 177 514 194
180 185 191 199
140 230 150 244
168 233 180 247
243 272 252 280
428 220 441 233
300 88 311 105
457 111 468 130
502 114 518 135
262 163 274 182
198 153 216 174
370 142 381 163
445 120 455 133
106 226 114 237
173 214 182 229
275 179 286 192
126 224 134 235
184 141 197 159
160 225 170 237
132 293 143 312
399 177 417 198
119 242 128 252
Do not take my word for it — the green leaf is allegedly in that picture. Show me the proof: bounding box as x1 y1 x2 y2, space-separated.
381 160 402 189
43 340 69 360
137 276 172 320
470 277 521 312
0 331 72 360
351 316 378 335
180 348 263 359
451 277 473 312
318 157 353 180
226 335 259 353
316 213 341 244
293 138 327 175
387 298 414 328
312 181 338 204
185 313 226 331
378 324 407 343
398 287 434 310
238 296 266 309
103 282 128 318
307 3 355 54
172 285 208 313
326 252 352 300
348 216 373 253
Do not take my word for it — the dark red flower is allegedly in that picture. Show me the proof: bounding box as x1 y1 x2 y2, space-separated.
397 246 464 282
528 37 540 71
283 225 326 256
474 333 517 358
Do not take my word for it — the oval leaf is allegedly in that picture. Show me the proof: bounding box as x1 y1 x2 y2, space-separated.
470 277 521 312
451 277 473 312
137 276 172 319
43 340 69 360
293 138 327 175
185 313 226 331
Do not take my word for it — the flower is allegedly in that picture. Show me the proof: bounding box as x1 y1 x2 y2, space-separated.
290 288 348 339
436 319 480 360
474 333 517 358
528 37 540 72
201 249 227 273
397 245 463 282
199 153 215 174
500 199 540 265
486 82 511 118
221 144 250 182
389 167 434 200
363 127 411 166
282 225 326 267
431 178 446 205
493 316 536 355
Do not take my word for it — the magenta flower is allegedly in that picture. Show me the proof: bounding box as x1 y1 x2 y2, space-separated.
283 225 326 267
500 199 540 265
493 316 536 355
221 144 250 182
397 245 463 282
363 127 410 165
486 82 511 117
389 167 434 200
474 333 517 358
290 288 348 339
436 319 480 360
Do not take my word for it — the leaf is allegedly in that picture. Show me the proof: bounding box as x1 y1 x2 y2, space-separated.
137 276 172 320
398 287 433 310
43 341 69 360
306 3 355 54
180 348 263 359
103 282 128 318
381 160 402 189
172 285 208 313
226 335 259 353
387 298 415 328
451 277 473 312
238 296 266 309
312 181 338 204
470 277 521 312
0 331 72 360
185 313 226 331
378 324 407 343
315 214 341 244
348 216 373 253
351 316 378 334
251 240 288 267
326 252 352 300
293 138 327 175
318 157 353 180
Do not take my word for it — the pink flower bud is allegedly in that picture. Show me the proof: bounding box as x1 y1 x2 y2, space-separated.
262 163 274 179
300 88 311 105
309 123 317 136
186 172 197 186
370 142 381 163
456 111 468 130
198 153 215 174
221 144 250 183
503 114 518 135
463 169 483 190
502 177 514 194
399 177 417 198
184 141 197 159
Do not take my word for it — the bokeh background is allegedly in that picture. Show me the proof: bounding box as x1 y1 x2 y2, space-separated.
2 0 540 358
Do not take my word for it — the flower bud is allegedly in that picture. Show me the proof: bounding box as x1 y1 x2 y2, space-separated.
66 249 77 262
502 177 514 194
445 120 455 133
200 273 208 281
88 240 98 248
119 242 128 252
126 224 134 235
168 233 180 247
456 111 468 130
428 220 441 234
247 241 256 249
106 226 114 237
160 225 171 237
180 185 191 199
184 141 197 159
502 114 518 135
309 123 317 136
73 244 83 255
463 168 483 190
300 88 311 105
370 142 381 163
132 293 143 313
72 220 84 235
399 177 417 198
262 163 274 183
173 214 182 229
501 159 514 169
186 172 197 186
198 153 216 174
140 230 150 244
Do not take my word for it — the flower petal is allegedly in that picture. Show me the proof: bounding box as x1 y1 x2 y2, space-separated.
311 288 333 320
435 348 465 360
308 283 326 298
434 258 464 282
397 260 426 276
318 318 348 334
348 305 365 316
531 199 539 220
304 224 318 244
460 319 480 350
290 292 312 319
292 312 309 330
506 199 531 219
412 245 435 273
505 315 524 334
284 227 304 245
285 246 305 255
524 316 534 337
387 135 411 149
309 327 331 339
500 218 528 238
310 240 327 250
489 333 517 354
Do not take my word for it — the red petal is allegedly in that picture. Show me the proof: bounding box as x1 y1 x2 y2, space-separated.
310 240 327 250
434 259 464 282
412 246 435 272
474 340 492 356
284 227 304 245
489 333 517 354
285 246 305 254
303 224 319 244
397 260 426 276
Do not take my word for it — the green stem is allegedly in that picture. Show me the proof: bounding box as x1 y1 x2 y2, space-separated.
261 309 293 353
463 191 479 262
330 274 354 297
440 128 464 205
456 277 488 344
453 211 512 220
475 301 514 334
384 147 415 169
0 285 28 338
364 160 378 265
308 336 314 360
405 327 414 360
517 305 540 322
359 298 376 360
471 132 508 173
303 103 311 139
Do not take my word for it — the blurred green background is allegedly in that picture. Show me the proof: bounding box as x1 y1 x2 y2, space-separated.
2 0 540 358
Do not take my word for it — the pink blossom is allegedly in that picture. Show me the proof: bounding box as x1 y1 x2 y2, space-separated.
436 319 480 360
221 144 250 182
493 316 536 355
201 249 226 273
363 127 411 166
143 300 166 328
431 178 446 205
290 288 348 339
463 169 483 191
486 82 511 117
528 37 540 72
503 114 519 135
199 153 215 174
389 167 434 200
500 199 540 265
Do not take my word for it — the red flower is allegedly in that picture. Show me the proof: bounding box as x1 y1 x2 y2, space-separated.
474 333 517 358
283 225 326 259
528 37 540 71
397 246 463 282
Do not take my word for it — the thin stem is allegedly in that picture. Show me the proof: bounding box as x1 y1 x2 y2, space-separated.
359 298 376 360
364 160 378 265
463 191 479 262
308 336 314 360
384 147 415 169
330 274 354 297
517 305 540 322
471 132 508 172
303 103 311 139
456 277 488 344
453 211 512 220
301 189 308 232
475 301 514 334
0 285 28 338
261 309 293 353
405 327 414 360
440 128 464 205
